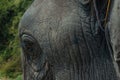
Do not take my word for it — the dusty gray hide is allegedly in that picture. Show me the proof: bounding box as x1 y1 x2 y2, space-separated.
18 0 119 80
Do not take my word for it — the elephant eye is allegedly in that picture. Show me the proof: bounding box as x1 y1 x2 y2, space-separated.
20 34 41 59
20 34 46 71
21 34 34 53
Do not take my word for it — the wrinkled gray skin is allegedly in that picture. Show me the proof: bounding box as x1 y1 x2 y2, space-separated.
106 0 120 75
18 0 119 80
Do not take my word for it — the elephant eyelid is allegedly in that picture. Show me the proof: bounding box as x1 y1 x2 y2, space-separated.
20 34 36 51
21 34 35 42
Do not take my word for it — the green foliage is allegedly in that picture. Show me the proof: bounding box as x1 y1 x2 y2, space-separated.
12 75 22 80
0 0 33 79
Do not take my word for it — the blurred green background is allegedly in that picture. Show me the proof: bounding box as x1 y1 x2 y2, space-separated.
0 0 33 79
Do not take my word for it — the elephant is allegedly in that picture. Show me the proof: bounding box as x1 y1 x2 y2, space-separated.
18 0 120 80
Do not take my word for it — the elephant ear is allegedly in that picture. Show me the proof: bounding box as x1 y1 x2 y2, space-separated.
105 22 120 75
108 0 120 72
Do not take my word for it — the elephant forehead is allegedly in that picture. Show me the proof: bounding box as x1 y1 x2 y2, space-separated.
18 0 89 33
18 0 87 36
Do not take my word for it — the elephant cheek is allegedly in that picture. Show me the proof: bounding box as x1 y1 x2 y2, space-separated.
23 58 53 80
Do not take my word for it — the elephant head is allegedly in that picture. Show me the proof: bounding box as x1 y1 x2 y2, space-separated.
19 0 119 80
